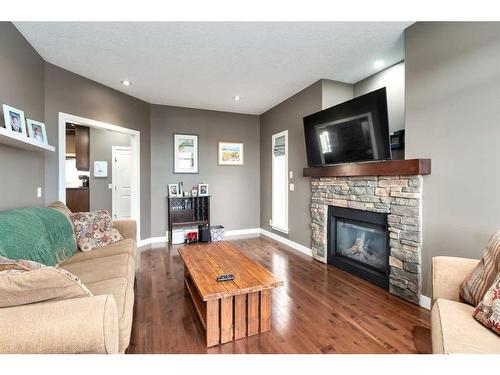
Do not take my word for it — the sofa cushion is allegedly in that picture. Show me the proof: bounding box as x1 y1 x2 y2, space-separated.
473 273 500 335
61 254 134 285
432 298 500 354
60 238 136 266
85 277 134 353
0 257 92 308
460 229 500 306
70 210 123 252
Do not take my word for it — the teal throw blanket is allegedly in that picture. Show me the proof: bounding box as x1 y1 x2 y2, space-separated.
0 207 77 266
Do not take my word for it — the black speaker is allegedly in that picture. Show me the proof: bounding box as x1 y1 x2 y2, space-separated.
198 224 211 243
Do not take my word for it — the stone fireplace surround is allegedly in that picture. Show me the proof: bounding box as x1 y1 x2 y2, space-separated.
310 175 423 304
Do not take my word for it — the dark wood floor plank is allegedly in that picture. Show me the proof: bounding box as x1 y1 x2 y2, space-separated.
127 236 431 354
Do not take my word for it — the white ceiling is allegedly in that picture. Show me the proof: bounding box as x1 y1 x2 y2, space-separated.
14 22 412 115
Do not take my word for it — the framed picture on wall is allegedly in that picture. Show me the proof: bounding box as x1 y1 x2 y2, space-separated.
27 119 48 144
218 141 244 166
2 104 27 136
174 134 198 173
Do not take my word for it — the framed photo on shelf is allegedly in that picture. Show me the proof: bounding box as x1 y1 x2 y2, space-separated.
168 183 180 197
27 119 48 144
218 141 244 166
198 183 209 196
174 134 198 174
2 104 26 136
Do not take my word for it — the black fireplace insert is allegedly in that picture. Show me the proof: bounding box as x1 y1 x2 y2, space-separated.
327 206 389 289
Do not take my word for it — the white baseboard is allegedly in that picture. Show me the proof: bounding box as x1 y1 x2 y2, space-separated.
138 228 261 248
260 228 313 257
419 294 431 310
138 236 166 247
225 228 261 237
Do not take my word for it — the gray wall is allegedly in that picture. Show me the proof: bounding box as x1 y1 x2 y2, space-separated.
354 62 405 133
150 105 260 237
405 22 500 297
259 80 353 247
44 63 151 239
89 127 130 212
0 22 45 210
322 79 353 109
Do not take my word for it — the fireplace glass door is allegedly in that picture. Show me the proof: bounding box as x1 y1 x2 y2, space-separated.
336 220 387 273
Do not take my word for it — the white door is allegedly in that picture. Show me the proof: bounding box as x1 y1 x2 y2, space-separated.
271 130 288 233
112 146 132 220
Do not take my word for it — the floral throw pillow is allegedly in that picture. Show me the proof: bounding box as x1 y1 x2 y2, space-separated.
70 210 123 252
472 273 500 336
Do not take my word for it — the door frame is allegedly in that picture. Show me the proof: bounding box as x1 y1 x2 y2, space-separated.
58 113 141 243
112 146 132 220
271 129 289 234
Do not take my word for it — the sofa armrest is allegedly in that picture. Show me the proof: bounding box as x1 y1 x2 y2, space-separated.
432 256 480 305
113 220 137 241
0 295 119 354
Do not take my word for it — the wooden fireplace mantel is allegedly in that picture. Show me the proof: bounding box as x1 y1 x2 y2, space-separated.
303 159 431 178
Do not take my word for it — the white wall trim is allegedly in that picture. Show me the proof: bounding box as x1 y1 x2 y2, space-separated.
419 294 431 310
225 228 261 236
137 228 262 248
58 113 141 243
138 236 166 247
260 228 313 257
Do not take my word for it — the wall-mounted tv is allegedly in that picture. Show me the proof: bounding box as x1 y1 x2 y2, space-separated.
303 87 391 166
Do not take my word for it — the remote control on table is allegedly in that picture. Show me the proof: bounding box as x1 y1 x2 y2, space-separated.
216 274 235 282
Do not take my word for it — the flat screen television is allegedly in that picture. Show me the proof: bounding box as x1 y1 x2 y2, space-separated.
303 87 391 166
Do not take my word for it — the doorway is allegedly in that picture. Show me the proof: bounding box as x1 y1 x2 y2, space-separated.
58 113 141 242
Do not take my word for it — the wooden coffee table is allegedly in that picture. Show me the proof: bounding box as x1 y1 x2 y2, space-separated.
178 242 284 347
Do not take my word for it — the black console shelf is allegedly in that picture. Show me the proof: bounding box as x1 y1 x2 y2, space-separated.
167 196 210 242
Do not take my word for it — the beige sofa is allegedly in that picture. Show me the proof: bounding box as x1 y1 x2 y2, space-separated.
431 256 500 354
0 215 137 354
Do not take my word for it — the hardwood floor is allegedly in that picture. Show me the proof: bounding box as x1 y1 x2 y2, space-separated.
127 236 431 354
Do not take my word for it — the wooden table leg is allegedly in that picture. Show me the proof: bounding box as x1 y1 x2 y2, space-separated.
234 294 246 340
220 297 233 344
206 299 219 347
247 292 260 336
260 289 271 332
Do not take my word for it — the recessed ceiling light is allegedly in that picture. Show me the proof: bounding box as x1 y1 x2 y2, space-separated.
373 60 384 69
233 96 242 101
121 80 131 86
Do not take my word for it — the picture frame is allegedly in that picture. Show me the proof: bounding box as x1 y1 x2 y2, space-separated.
218 141 244 166
174 134 198 174
168 183 180 197
198 183 209 196
2 104 27 136
27 119 48 144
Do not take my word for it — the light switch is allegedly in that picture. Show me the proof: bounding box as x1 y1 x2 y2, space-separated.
289 170 293 179
37 187 42 198
108 184 113 189
289 183 295 191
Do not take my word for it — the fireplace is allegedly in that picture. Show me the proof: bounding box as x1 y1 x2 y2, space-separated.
328 206 389 290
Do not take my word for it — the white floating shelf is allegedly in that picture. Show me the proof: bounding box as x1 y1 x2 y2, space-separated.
0 126 55 152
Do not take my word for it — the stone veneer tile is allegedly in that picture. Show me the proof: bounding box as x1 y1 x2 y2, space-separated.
310 175 424 305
